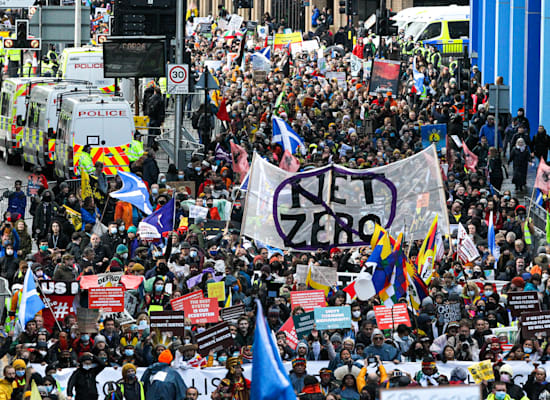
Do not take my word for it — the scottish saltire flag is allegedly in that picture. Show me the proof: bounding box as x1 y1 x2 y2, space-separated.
272 117 306 155
137 198 175 239
110 171 153 215
259 46 271 60
18 269 45 330
421 124 447 151
239 171 249 191
536 188 544 207
251 300 296 400
488 211 500 263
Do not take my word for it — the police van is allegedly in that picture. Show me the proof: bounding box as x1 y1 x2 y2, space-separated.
0 77 60 164
22 82 97 172
404 6 469 53
54 93 134 178
57 46 115 93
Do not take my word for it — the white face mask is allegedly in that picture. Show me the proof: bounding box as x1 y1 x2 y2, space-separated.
352 311 361 318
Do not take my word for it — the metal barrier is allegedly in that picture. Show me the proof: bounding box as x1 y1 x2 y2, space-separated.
524 195 547 235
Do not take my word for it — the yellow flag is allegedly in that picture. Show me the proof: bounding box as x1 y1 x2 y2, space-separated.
31 380 41 400
81 170 93 200
64 205 82 231
224 290 232 308
305 265 330 296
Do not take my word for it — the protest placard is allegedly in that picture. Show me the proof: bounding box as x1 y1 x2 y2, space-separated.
150 311 186 336
125 291 139 316
436 303 462 324
76 308 100 333
381 384 481 400
293 312 315 339
102 310 135 326
89 287 125 312
184 298 219 324
508 291 541 317
290 290 326 311
189 205 209 220
278 316 298 349
195 322 235 357
220 304 246 322
521 311 550 337
468 359 495 383
314 306 351 330
374 304 411 330
80 272 123 289
40 281 79 296
171 290 204 311
207 281 226 302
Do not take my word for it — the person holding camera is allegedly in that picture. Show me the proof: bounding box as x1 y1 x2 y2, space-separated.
364 329 401 363
446 319 480 361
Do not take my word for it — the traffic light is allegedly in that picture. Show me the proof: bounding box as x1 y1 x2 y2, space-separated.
339 0 353 15
339 0 346 14
120 14 147 35
238 0 252 8
375 8 397 36
112 0 178 37
2 20 41 50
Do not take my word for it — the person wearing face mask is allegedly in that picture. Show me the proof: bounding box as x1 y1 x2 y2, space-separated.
145 278 170 312
118 344 146 367
100 222 124 259
393 324 414 355
0 243 19 282
117 363 145 400
497 364 525 400
11 358 27 393
32 190 59 239
66 353 105 400
108 244 129 272
73 332 94 359
487 381 513 400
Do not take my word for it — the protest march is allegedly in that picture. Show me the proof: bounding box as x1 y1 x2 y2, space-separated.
0 3 549 400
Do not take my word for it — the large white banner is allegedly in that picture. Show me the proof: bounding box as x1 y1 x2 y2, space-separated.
32 360 540 400
242 146 449 250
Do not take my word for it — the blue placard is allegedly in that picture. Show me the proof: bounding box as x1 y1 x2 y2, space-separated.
314 306 351 330
421 123 447 151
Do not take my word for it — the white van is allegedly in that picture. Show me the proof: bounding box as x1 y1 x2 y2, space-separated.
54 93 134 178
22 82 98 170
57 46 115 93
403 6 470 46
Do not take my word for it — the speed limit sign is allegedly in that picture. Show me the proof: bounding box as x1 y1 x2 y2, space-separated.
167 64 189 94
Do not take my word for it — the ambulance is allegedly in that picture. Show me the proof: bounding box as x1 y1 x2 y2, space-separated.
57 46 115 93
54 93 134 178
22 82 98 171
0 77 59 164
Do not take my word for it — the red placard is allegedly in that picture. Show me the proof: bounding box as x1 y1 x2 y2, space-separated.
290 290 326 312
278 316 298 350
89 287 125 312
171 290 204 311
183 298 219 324
373 304 411 330
42 295 75 331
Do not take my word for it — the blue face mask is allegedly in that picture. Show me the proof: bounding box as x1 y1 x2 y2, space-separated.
81 334 90 342
125 349 134 357
155 285 164 293
151 188 159 195
218 356 227 363
160 179 166 184
485 290 493 297
195 166 201 172
16 370 25 377
178 175 184 179
495 391 506 400
524 347 533 354
190 251 197 258
233 284 239 292
209 250 217 256
45 385 53 393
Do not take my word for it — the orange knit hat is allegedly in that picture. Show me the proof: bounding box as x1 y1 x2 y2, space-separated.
158 349 173 364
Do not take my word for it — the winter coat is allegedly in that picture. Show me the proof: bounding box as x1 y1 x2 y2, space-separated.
141 362 187 400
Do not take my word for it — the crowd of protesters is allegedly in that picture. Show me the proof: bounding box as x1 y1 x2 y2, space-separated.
0 3 548 400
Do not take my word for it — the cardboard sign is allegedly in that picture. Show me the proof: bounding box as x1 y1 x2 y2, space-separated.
468 360 495 384
150 311 186 336
508 291 541 317
290 290 326 312
125 291 139 316
436 303 462 324
40 281 80 296
278 316 298 350
374 304 411 330
521 311 550 338
42 295 75 331
220 304 246 322
76 308 100 333
293 311 315 339
208 281 226 302
184 298 219 324
102 310 135 326
195 322 235 357
171 290 204 311
314 306 351 330
295 265 337 287
89 287 125 312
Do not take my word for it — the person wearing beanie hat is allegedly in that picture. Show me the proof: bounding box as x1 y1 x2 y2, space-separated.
118 363 145 400
414 356 440 386
107 244 129 272
141 348 188 400
290 358 308 394
497 364 525 400
296 341 309 358
298 375 324 400
450 367 468 383
67 352 105 400
127 226 137 235
511 276 526 290
365 329 401 363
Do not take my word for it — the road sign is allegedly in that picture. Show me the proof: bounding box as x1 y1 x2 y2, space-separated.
0 0 34 7
3 20 41 51
167 64 189 94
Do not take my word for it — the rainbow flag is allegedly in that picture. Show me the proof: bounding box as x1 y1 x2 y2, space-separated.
370 232 396 293
379 246 408 306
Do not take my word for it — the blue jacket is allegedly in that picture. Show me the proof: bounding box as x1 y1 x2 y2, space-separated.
480 123 502 148
8 191 26 219
141 362 187 400
81 207 97 229
364 343 401 362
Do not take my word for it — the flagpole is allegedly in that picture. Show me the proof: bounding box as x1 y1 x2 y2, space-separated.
33 276 63 332
238 152 256 245
526 184 537 225
99 193 110 223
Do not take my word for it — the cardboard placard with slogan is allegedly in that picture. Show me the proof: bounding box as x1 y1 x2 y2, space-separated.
242 146 448 250
76 308 100 333
521 311 550 338
314 306 351 330
171 290 203 311
89 287 125 312
373 304 411 330
293 312 315 339
220 304 246 322
183 298 219 324
150 311 185 336
290 290 326 312
436 303 462 324
468 360 495 384
195 322 235 357
508 291 541 317
207 281 226 302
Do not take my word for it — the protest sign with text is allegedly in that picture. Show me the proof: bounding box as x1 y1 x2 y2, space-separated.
508 291 541 317
150 311 186 336
171 290 204 311
195 322 235 357
184 298 219 324
89 287 125 312
290 290 326 311
293 312 315 339
314 306 351 330
374 304 411 330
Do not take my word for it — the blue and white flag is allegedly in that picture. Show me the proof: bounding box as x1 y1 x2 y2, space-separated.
259 46 270 60
536 188 544 207
272 117 306 155
412 57 424 94
18 269 45 331
137 198 175 239
488 211 500 263
251 300 296 400
239 171 249 191
110 171 153 215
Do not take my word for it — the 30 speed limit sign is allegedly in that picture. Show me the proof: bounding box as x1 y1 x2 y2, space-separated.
167 64 189 95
